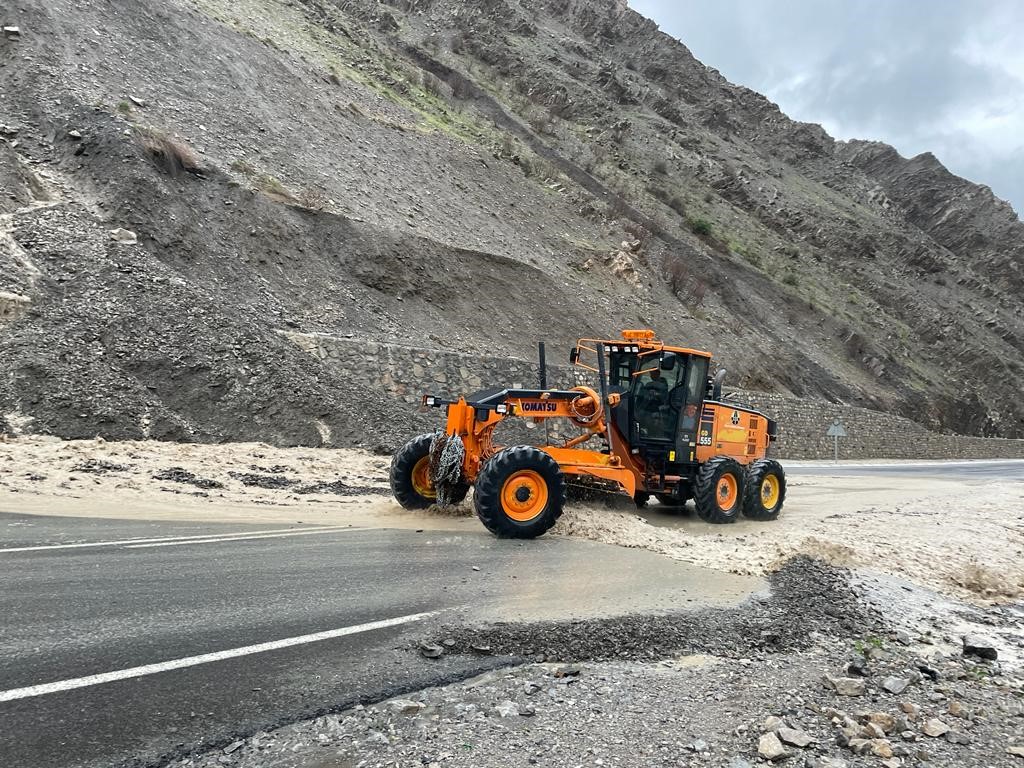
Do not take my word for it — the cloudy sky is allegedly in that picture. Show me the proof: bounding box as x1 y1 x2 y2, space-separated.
629 0 1024 216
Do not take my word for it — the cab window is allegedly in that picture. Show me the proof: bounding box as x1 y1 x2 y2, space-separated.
633 356 684 441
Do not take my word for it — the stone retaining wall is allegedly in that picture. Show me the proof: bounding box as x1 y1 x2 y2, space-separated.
284 332 1024 461
732 391 1024 460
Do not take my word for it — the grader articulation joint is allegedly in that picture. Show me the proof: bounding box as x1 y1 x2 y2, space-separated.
390 330 785 538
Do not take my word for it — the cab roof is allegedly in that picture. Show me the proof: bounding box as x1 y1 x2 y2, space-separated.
577 330 712 360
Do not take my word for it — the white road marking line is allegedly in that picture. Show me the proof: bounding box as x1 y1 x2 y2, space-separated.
0 526 341 554
124 527 361 548
0 611 435 703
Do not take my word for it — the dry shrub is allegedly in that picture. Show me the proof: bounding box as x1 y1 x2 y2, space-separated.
420 71 446 99
450 77 474 101
526 107 554 136
953 560 1023 600
230 158 256 176
664 252 707 307
622 219 650 247
604 198 630 221
255 174 297 204
295 187 328 211
136 127 202 177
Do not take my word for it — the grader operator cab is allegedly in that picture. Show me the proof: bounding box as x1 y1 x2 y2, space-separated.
390 330 785 538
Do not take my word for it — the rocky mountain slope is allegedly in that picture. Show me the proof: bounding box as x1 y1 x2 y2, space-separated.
0 0 1021 446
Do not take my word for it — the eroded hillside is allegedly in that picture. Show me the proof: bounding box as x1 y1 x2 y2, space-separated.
0 0 1021 445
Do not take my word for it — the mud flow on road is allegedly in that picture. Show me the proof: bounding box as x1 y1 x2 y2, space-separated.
2 441 1023 768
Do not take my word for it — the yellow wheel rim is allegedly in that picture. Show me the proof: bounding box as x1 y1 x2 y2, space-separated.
411 456 436 499
716 473 738 510
501 470 549 522
760 474 780 508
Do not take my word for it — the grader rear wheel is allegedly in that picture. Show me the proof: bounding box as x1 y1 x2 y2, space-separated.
743 459 786 520
473 446 565 538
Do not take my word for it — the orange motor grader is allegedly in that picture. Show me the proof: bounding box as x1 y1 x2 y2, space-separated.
390 330 785 538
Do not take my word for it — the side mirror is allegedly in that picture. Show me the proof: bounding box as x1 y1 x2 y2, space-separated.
569 348 580 364
661 352 677 371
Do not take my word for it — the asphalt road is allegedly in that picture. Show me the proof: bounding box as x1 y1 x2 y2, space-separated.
0 512 756 768
785 458 1024 479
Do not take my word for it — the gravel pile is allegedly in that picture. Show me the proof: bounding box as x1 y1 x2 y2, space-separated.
294 479 390 496
152 467 226 490
433 556 879 662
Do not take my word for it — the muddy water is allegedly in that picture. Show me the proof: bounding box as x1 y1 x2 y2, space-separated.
854 569 1024 672
469 536 768 623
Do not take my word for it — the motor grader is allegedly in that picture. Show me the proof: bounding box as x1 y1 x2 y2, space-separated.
390 330 785 538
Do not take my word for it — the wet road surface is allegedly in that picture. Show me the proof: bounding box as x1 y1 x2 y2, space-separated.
0 512 760 768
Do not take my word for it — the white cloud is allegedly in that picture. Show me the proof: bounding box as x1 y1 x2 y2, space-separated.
629 0 1024 214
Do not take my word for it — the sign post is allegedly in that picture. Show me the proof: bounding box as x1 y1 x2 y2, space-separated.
825 419 847 464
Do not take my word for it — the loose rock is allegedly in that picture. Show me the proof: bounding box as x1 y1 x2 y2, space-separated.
778 727 813 748
867 712 897 734
870 738 894 758
492 700 520 718
758 731 789 761
921 718 950 738
881 676 911 694
109 227 138 244
900 701 921 719
810 760 849 768
388 699 424 715
829 677 866 696
962 634 998 661
419 642 443 659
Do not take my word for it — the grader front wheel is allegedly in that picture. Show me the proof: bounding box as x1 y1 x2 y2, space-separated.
473 446 565 538
390 433 469 509
694 456 746 524
390 434 436 509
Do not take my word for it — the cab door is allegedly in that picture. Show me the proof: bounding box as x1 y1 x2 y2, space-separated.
674 355 708 464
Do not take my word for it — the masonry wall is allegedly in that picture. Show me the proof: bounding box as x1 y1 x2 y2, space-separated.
285 332 1024 461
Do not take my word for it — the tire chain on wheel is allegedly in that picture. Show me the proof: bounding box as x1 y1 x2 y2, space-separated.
428 431 466 508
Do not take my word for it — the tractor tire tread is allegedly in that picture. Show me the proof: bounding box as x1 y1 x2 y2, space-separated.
694 456 745 524
742 458 786 521
390 434 437 510
473 446 565 539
